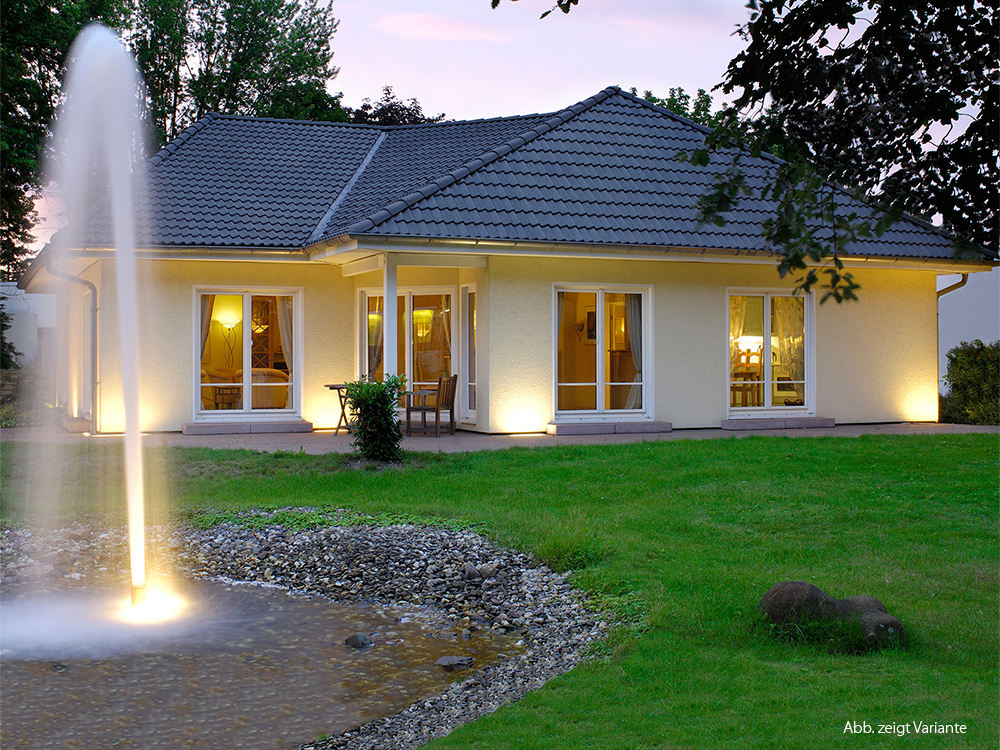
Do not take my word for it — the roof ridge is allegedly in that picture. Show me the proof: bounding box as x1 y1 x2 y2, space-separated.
378 111 558 131
146 112 218 169
332 86 620 239
308 132 386 244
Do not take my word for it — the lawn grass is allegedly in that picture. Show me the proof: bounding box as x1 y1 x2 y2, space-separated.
2 433 997 748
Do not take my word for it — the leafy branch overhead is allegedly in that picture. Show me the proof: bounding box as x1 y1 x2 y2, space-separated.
698 0 998 301
495 0 997 302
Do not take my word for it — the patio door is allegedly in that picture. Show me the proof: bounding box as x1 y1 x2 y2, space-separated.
728 291 811 414
197 291 297 415
362 290 454 393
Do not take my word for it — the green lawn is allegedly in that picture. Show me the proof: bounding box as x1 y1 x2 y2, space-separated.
2 433 997 748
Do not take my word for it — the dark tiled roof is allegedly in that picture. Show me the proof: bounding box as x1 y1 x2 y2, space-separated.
79 86 970 260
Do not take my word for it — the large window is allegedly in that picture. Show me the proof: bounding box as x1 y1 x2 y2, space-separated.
362 290 454 394
198 291 296 414
728 292 809 412
556 288 646 414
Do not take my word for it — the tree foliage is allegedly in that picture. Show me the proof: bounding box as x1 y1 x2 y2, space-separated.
497 0 998 301
130 0 343 143
698 0 998 300
1 301 23 369
631 87 726 129
0 0 123 281
346 86 446 126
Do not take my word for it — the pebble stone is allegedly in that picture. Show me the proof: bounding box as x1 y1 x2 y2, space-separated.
0 510 609 750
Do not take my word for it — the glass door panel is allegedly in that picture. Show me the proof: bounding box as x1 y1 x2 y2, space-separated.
605 292 642 410
557 291 597 411
463 289 477 419
200 293 243 411
198 292 295 413
771 296 805 407
411 294 452 392
248 294 292 410
729 293 806 410
365 295 405 383
729 295 764 408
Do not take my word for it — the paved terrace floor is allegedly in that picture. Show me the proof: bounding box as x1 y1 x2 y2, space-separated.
1 422 996 455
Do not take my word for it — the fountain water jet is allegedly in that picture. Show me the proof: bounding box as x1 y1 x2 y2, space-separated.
52 25 149 611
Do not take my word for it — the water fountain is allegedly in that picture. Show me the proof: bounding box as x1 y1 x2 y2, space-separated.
51 23 151 611
0 25 540 749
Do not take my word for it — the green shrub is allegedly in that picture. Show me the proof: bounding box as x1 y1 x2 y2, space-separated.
940 340 999 425
344 374 407 461
0 401 20 427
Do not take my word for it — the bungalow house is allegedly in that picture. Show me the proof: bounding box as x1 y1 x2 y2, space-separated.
19 86 997 435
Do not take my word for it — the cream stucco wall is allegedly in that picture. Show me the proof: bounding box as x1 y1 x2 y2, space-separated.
482 256 940 431
73 253 941 433
87 258 357 432
814 267 939 423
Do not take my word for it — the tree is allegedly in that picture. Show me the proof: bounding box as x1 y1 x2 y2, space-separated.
1 302 22 369
496 0 998 301
130 0 343 143
1 0 123 281
490 0 578 19
347 86 445 126
631 87 726 129
693 0 998 300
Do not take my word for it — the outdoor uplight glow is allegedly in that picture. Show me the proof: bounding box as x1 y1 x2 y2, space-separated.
117 586 187 625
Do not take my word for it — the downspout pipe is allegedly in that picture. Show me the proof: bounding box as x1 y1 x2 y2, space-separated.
44 251 99 434
937 273 968 299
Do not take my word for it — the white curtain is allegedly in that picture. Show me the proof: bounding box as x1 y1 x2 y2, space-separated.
200 294 215 360
772 296 804 383
729 296 747 376
624 293 643 409
369 297 383 375
276 296 293 377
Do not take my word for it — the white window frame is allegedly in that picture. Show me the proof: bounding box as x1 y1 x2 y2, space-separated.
358 285 458 388
192 286 303 421
725 287 816 419
460 283 477 424
551 283 654 423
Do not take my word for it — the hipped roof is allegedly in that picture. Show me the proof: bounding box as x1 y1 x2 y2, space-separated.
66 86 978 261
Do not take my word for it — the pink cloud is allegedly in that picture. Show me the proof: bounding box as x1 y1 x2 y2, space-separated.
372 13 513 43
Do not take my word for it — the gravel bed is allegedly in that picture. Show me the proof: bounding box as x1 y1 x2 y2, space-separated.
1 511 609 749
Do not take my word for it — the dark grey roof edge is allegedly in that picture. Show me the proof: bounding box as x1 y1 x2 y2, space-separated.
146 112 218 169
328 87 620 240
201 110 558 132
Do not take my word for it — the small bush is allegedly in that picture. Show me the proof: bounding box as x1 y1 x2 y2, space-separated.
940 340 999 425
344 374 407 461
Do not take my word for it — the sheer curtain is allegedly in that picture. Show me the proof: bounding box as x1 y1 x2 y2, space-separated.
200 294 215 360
276 296 293 376
624 293 643 409
772 297 804 382
369 297 384 375
729 296 747 375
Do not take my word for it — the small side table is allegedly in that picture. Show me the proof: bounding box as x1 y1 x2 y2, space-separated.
324 384 352 434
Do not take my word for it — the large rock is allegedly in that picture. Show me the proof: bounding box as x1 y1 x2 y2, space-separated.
435 655 474 671
758 581 907 646
345 632 374 649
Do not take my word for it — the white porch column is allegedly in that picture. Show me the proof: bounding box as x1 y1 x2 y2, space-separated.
382 252 398 379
